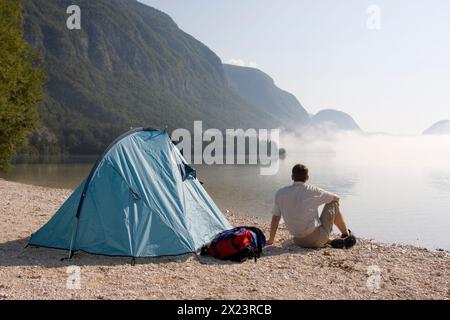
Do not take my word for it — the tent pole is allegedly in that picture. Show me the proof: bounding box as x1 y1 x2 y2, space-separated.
68 217 79 259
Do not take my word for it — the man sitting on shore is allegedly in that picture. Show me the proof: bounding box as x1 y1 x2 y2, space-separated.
267 164 356 249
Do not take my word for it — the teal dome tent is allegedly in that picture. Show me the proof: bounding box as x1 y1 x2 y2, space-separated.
29 128 232 258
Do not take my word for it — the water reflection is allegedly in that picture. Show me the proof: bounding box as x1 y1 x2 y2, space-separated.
1 163 92 189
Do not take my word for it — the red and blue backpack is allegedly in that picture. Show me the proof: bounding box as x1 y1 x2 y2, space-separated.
201 226 266 262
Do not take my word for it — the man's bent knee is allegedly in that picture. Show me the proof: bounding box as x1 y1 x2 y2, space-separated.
324 201 339 213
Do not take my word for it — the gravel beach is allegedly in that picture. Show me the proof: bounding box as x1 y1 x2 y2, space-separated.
0 179 448 300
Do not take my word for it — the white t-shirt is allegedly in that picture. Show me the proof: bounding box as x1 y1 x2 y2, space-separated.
272 181 338 238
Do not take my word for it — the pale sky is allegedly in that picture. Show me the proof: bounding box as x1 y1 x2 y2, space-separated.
139 0 450 134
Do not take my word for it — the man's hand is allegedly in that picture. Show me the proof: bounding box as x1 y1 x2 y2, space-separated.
266 239 274 246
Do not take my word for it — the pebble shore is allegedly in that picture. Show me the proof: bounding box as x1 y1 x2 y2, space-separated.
0 179 448 300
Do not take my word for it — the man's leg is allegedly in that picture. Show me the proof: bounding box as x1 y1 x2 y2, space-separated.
322 202 356 249
320 202 349 240
295 202 351 248
332 203 349 236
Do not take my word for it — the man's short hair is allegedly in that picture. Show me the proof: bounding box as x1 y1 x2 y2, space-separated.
292 164 308 182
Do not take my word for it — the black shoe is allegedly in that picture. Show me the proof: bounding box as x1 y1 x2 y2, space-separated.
330 238 345 249
332 230 357 249
344 234 357 249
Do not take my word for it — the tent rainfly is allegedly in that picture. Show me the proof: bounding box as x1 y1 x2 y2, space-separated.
29 128 231 258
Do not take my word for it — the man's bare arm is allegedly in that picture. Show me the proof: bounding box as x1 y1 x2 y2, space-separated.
267 215 281 245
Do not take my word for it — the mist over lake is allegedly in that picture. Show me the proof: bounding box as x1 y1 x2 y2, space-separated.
3 133 449 250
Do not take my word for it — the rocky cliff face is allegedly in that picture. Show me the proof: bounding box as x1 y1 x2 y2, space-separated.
22 0 285 154
223 64 310 130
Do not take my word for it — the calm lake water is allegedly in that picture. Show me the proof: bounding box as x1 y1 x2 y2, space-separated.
2 134 450 250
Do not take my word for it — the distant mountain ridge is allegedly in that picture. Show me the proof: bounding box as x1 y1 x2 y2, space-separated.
22 0 296 155
21 0 363 155
309 109 362 132
423 120 450 135
223 64 310 129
